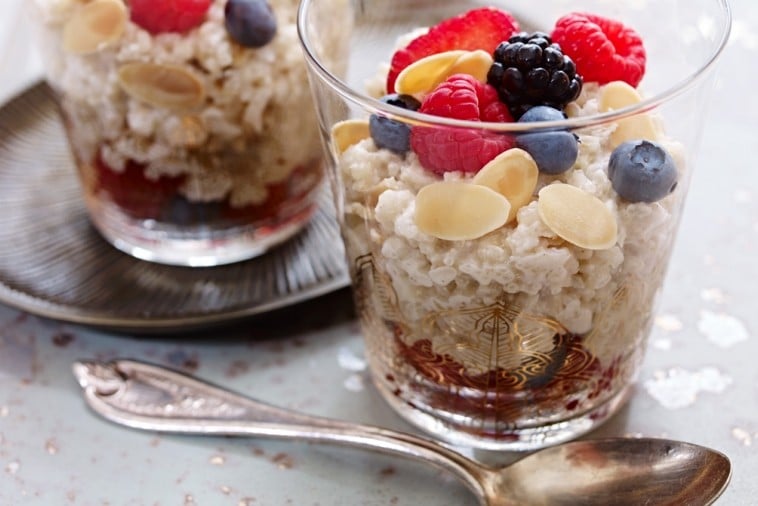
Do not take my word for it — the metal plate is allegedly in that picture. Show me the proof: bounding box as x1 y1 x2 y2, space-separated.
0 82 350 333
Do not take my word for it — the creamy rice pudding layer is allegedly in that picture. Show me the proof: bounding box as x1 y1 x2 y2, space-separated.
340 84 685 360
34 0 348 208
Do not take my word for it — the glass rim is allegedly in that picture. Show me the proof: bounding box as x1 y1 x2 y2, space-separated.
297 0 732 132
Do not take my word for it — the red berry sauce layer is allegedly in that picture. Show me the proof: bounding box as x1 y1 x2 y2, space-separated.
92 153 321 226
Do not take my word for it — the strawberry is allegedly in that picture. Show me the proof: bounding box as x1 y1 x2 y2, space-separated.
386 7 520 94
410 74 514 174
551 13 646 87
130 0 212 35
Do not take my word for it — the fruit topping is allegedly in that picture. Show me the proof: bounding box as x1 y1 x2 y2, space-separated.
514 106 578 175
598 80 643 112
414 181 511 241
607 140 677 203
224 0 277 48
519 104 566 122
599 81 659 147
369 94 422 155
331 119 371 154
95 154 185 220
551 13 646 87
63 0 127 55
117 62 206 111
409 74 513 174
129 0 212 34
472 148 538 223
537 183 617 250
386 7 520 93
395 50 466 97
487 31 583 119
451 50 497 85
395 50 493 97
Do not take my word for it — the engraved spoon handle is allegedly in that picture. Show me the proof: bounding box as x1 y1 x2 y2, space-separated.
73 359 494 504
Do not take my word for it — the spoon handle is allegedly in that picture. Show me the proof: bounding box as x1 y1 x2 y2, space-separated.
72 359 490 502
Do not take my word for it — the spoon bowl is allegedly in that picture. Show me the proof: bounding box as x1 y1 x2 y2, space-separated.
72 359 731 506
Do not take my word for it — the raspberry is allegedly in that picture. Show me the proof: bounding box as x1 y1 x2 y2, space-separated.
410 74 514 174
387 7 520 94
130 0 212 35
551 13 646 87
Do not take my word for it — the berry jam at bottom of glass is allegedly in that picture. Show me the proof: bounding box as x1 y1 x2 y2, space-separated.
77 155 322 266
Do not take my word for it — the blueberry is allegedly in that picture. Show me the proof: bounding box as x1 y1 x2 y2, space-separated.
516 106 577 175
516 132 578 175
369 94 421 155
225 0 277 48
519 105 566 122
608 140 678 203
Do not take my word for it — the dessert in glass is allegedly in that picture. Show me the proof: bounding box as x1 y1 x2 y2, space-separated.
299 0 731 449
30 0 349 266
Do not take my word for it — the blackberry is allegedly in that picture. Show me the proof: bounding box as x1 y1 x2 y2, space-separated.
487 31 583 119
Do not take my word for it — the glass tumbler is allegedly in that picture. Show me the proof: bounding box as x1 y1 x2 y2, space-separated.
30 0 350 266
299 0 731 449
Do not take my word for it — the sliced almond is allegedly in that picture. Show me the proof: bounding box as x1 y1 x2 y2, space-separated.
117 62 206 111
537 183 617 250
415 181 511 241
599 81 659 146
610 115 659 147
447 49 494 83
599 81 643 112
63 0 127 54
472 148 538 223
395 50 465 96
331 119 370 154
395 50 495 97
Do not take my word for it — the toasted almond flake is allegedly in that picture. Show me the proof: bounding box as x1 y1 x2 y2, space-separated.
599 81 644 112
117 62 206 111
63 0 127 54
330 119 370 153
447 50 494 83
395 50 495 97
395 50 465 96
538 183 617 250
600 81 659 146
472 148 538 223
415 181 511 241
611 115 660 147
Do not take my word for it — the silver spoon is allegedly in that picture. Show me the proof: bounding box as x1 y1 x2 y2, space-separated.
72 359 731 506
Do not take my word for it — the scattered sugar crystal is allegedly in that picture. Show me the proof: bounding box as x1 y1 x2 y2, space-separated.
655 314 683 332
644 367 732 409
651 338 672 350
700 288 727 304
732 427 752 446
337 347 366 372
343 374 365 392
45 439 58 455
698 310 750 348
5 461 20 475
